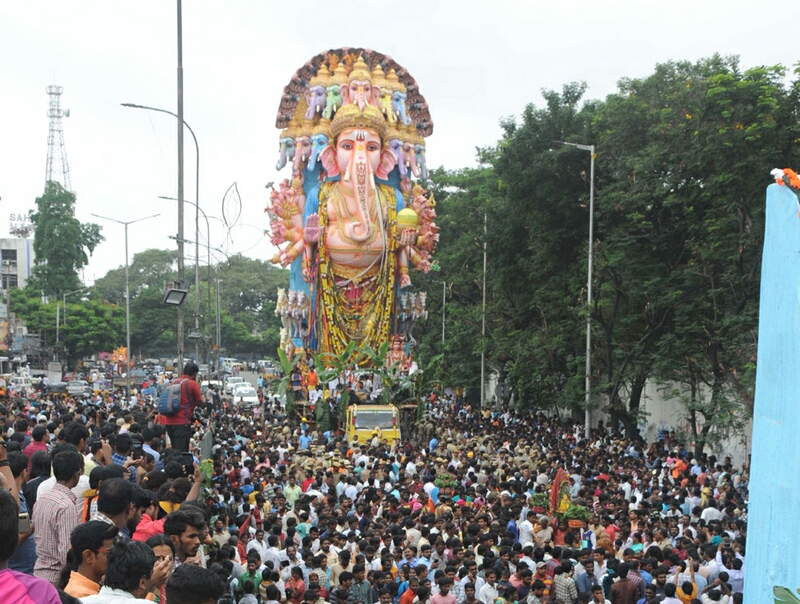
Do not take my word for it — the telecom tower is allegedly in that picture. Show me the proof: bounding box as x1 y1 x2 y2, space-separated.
45 85 71 191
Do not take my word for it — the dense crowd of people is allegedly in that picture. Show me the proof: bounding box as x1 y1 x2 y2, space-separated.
0 361 749 604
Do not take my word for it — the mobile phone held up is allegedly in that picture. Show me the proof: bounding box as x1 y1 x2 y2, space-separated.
18 513 30 534
182 452 195 475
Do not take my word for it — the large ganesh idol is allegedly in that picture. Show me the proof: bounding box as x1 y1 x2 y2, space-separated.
266 49 437 359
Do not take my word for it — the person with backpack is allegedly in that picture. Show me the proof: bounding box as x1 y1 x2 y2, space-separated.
159 362 202 452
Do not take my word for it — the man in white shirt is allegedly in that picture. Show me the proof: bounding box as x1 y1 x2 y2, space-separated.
247 529 269 563
478 569 499 604
519 511 536 547
701 503 723 523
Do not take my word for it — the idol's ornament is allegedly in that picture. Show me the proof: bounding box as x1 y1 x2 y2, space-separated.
266 49 438 361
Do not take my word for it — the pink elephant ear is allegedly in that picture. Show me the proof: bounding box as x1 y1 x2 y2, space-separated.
375 149 397 180
370 87 382 108
320 146 338 178
340 84 350 106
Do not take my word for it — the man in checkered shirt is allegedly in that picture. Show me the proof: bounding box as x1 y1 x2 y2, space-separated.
33 446 84 585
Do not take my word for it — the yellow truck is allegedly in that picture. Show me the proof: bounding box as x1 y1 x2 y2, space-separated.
345 404 401 445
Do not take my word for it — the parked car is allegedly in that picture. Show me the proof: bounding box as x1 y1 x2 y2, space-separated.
232 386 259 408
10 376 33 394
231 382 253 397
67 380 91 396
224 376 245 395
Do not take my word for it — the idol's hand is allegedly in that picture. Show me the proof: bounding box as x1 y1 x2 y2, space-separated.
398 229 416 247
305 213 321 243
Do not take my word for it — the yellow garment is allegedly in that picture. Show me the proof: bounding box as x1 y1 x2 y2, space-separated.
159 501 181 515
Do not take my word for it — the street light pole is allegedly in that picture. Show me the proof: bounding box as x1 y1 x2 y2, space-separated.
176 0 186 370
160 195 209 362
555 140 596 439
480 213 487 409
121 6 199 371
92 213 161 401
215 276 222 363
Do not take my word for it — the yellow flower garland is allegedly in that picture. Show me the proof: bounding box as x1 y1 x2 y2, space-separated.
314 182 398 359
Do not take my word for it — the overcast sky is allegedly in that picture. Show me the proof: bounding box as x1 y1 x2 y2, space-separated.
1 0 797 283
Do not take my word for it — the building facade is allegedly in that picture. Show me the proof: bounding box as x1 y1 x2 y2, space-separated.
0 238 34 291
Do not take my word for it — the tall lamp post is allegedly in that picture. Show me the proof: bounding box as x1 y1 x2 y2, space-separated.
481 213 487 409
555 140 596 439
121 95 199 371
92 213 161 400
159 195 213 361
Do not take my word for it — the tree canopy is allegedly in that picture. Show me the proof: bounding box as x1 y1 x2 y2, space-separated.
412 55 800 453
29 181 104 298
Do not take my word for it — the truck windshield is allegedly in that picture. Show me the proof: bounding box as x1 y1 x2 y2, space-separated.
355 411 395 429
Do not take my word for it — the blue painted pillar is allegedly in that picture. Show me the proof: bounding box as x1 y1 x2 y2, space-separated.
745 183 800 602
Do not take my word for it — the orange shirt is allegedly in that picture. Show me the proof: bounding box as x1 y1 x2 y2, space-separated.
64 571 100 599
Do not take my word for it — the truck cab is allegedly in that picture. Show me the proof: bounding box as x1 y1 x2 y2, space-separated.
345 404 401 446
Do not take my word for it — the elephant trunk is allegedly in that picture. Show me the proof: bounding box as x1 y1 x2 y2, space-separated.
342 133 374 243
399 105 412 126
307 148 319 172
416 147 429 180
392 144 407 178
292 137 309 173
276 140 288 171
405 144 419 177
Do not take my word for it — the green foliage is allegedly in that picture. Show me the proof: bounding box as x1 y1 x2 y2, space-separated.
434 472 458 489
560 504 590 522
200 459 215 500
29 182 104 297
10 286 124 367
529 493 550 509
92 249 289 359
773 586 800 604
414 56 800 444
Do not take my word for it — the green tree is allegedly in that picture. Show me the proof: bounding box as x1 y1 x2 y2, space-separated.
94 249 179 357
29 182 103 297
414 165 499 401
417 56 800 446
9 287 124 368
92 249 289 360
593 56 800 451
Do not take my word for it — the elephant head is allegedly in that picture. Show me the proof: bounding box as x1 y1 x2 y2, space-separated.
387 135 406 178
376 87 395 124
304 63 331 120
391 91 412 126
292 135 312 173
329 106 385 243
304 85 327 120
341 55 373 112
307 133 329 172
401 126 419 177
276 136 296 171
342 79 372 112
414 143 429 180
323 85 343 120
